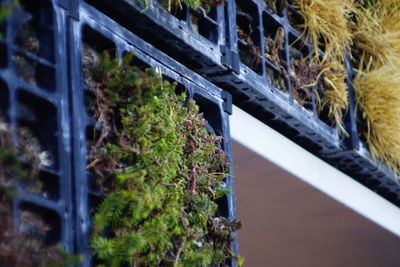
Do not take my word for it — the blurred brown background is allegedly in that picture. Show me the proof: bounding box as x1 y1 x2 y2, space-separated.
233 141 400 267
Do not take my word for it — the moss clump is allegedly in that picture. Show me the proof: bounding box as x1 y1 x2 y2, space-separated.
88 52 241 267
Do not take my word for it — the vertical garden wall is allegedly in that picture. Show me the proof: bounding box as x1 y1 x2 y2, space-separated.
0 0 239 266
1 0 400 266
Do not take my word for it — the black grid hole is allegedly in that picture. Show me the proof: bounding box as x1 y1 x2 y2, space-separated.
16 90 58 170
193 93 223 136
263 12 286 65
289 33 309 58
15 0 54 61
89 193 102 217
86 125 107 179
215 193 229 218
190 11 218 43
318 102 336 128
38 171 60 200
18 202 61 245
175 82 189 97
82 26 116 57
0 16 6 38
0 42 7 68
86 125 101 147
236 0 262 73
84 89 96 118
0 79 9 118
206 6 218 20
264 0 286 16
127 51 151 69
12 53 55 91
266 65 287 92
287 5 304 31
162 2 187 21
82 26 117 89
88 172 99 195
19 170 60 200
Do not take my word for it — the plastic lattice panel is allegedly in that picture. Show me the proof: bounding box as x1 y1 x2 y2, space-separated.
211 0 400 207
81 0 229 74
0 0 74 256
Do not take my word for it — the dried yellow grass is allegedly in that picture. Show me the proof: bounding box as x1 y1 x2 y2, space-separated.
353 63 400 174
354 1 400 69
320 63 348 134
291 0 357 133
292 0 356 62
353 1 400 174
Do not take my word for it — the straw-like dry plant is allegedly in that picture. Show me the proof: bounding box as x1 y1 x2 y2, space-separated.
353 63 400 174
353 0 400 69
290 0 357 133
353 1 400 174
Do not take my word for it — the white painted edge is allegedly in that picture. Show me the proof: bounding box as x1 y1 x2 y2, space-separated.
231 105 400 237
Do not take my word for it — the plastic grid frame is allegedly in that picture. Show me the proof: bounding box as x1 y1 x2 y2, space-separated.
68 3 238 266
206 0 400 207
211 0 341 152
78 0 233 75
0 0 75 254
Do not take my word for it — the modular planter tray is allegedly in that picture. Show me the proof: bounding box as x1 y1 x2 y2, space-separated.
323 63 400 207
211 0 400 207
0 0 74 255
213 0 342 155
69 3 238 266
80 0 231 75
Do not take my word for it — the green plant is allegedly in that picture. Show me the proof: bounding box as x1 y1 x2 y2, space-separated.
87 51 241 267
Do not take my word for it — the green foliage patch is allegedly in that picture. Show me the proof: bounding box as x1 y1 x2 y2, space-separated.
87 51 241 266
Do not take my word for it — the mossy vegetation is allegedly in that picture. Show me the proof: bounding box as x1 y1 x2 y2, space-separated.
0 121 82 266
87 51 242 267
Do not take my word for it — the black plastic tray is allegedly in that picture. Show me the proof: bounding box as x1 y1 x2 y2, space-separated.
0 0 75 254
211 0 400 207
79 0 233 75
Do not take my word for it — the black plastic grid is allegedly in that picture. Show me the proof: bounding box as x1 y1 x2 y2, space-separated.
211 0 342 155
212 0 400 207
68 3 238 266
80 0 231 75
0 0 74 254
2 0 400 264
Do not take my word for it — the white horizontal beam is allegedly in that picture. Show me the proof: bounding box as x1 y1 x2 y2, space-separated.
231 105 400 237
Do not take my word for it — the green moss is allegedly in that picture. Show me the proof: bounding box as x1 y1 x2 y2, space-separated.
87 51 241 266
